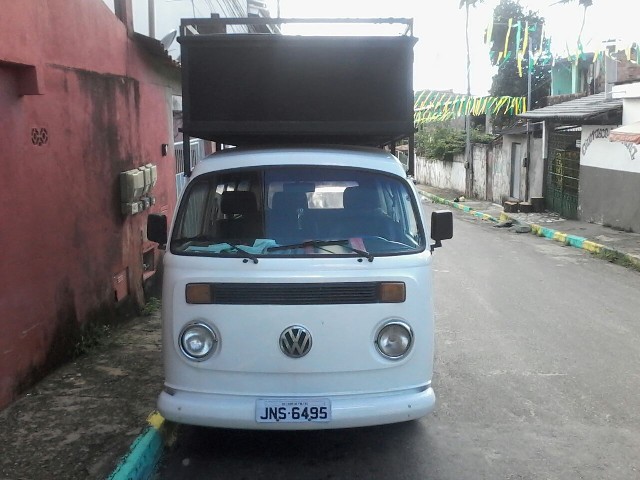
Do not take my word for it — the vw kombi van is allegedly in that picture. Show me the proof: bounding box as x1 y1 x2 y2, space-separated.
147 145 452 429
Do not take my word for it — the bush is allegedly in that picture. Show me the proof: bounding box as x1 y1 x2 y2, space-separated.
141 297 161 316
415 125 495 160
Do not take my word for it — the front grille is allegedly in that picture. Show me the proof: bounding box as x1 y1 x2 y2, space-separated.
211 282 380 305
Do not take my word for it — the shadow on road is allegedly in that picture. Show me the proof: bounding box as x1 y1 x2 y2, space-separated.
159 420 437 479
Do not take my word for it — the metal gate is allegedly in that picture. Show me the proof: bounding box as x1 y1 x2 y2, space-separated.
546 130 581 219
174 139 205 199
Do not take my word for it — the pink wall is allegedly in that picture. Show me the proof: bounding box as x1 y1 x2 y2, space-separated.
0 0 179 409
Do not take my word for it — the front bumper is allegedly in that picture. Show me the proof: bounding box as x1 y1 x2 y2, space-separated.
158 385 435 430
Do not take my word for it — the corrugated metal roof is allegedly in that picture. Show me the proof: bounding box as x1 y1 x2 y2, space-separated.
132 33 180 70
518 92 622 121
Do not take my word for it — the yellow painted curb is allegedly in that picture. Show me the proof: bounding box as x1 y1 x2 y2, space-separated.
553 232 567 243
147 411 164 430
582 241 604 254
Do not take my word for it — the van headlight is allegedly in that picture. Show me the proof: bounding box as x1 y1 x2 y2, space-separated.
375 321 413 359
179 322 217 360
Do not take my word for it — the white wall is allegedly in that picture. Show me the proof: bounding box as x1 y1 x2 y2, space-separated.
471 145 487 199
415 154 466 194
415 138 544 204
491 140 511 203
580 124 640 232
581 125 639 173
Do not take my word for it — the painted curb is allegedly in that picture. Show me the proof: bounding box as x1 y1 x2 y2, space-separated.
420 189 640 271
500 212 640 270
419 191 500 223
107 411 166 480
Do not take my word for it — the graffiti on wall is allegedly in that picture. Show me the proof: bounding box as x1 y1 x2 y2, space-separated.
621 142 638 161
582 127 637 162
581 128 610 157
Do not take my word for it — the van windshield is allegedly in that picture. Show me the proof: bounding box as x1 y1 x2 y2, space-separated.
170 166 425 257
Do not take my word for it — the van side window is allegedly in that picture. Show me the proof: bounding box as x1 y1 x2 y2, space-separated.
179 181 211 238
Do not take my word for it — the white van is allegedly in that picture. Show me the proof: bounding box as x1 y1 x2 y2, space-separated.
148 145 452 430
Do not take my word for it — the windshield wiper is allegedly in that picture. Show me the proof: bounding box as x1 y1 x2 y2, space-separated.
340 242 374 262
267 239 374 262
225 242 259 264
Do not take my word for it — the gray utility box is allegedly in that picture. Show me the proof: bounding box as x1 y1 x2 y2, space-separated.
178 18 417 147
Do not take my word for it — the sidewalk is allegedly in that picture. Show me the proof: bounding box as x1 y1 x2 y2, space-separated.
418 184 640 271
0 311 164 480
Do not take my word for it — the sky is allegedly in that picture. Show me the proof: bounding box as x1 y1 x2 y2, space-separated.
103 0 638 96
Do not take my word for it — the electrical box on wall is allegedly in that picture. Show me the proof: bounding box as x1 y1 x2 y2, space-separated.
139 165 152 195
122 201 141 216
120 169 145 203
149 163 158 188
120 163 159 216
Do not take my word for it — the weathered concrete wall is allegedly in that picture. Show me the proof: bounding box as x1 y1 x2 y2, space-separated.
0 0 180 409
579 125 640 232
415 139 544 204
415 154 466 194
490 139 511 203
580 168 640 232
471 144 487 200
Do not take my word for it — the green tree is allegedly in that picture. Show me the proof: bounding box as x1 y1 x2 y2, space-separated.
488 0 552 128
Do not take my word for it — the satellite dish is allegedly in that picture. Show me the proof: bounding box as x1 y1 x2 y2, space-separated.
160 29 178 50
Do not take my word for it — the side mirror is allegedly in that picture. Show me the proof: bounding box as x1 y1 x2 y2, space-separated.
430 210 453 252
147 213 168 247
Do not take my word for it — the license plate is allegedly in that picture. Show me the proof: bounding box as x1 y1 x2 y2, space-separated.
255 398 332 423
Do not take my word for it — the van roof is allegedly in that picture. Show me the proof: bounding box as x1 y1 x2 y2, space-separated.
190 146 407 178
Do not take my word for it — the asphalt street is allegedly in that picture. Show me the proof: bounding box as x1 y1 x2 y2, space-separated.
156 198 640 480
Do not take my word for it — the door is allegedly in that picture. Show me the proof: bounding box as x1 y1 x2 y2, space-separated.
546 149 580 219
546 130 581 219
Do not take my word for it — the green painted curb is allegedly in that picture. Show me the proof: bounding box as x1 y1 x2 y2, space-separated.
107 412 166 480
419 191 500 223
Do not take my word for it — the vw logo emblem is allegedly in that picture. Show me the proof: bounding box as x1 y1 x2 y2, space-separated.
279 325 312 358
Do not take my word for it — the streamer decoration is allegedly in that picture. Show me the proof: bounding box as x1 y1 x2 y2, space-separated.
414 91 527 124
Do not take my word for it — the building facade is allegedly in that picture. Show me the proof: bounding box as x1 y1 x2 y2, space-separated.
0 0 180 409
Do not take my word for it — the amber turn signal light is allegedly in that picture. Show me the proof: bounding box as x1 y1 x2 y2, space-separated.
379 282 406 303
186 283 213 304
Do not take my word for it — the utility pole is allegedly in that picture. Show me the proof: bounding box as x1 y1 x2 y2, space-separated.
148 0 155 38
464 1 473 198
525 40 532 201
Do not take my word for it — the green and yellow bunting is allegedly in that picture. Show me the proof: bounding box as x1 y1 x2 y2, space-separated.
414 92 527 124
485 16 639 77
